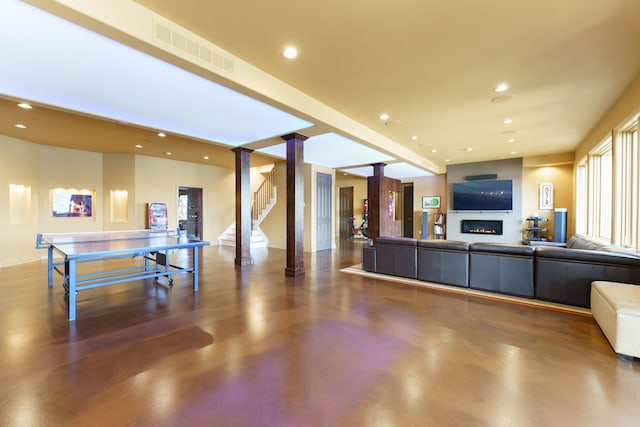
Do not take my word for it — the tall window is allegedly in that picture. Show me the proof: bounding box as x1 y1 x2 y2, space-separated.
618 120 639 248
575 160 587 235
585 137 612 240
580 115 640 249
615 123 638 247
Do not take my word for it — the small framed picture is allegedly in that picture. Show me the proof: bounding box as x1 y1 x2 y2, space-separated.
422 196 441 209
539 183 553 210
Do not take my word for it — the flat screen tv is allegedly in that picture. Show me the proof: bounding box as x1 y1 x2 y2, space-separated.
452 179 513 211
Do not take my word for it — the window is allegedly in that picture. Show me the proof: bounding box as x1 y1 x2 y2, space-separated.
578 115 640 249
575 160 587 235
614 123 638 247
614 119 640 248
586 137 612 240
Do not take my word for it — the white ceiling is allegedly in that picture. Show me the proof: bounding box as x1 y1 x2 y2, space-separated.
2 0 640 176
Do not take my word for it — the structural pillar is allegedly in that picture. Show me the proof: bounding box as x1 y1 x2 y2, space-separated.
282 133 308 277
232 147 253 266
367 163 386 239
367 162 401 238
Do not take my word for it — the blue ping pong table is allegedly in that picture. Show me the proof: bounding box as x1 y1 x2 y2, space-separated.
36 230 210 321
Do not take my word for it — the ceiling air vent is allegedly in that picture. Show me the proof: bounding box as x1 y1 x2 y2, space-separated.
152 18 234 75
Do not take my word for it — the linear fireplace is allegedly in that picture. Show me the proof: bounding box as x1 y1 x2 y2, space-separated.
461 220 503 235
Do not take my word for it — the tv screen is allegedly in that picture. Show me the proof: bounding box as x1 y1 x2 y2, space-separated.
452 179 513 211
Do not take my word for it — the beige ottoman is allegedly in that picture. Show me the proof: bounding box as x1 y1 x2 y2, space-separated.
591 281 640 359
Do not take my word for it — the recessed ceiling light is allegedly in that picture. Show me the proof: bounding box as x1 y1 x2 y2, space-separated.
203 156 209 160
503 118 513 124
510 151 517 155
282 46 298 59
445 159 451 163
157 132 166 138
507 138 515 143
411 135 419 141
431 149 437 153
165 151 172 156
379 113 389 121
17 102 32 109
494 83 509 93
462 147 472 152
135 144 143 148
15 123 26 129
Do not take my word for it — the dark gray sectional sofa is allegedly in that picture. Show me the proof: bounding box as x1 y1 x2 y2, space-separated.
362 235 640 308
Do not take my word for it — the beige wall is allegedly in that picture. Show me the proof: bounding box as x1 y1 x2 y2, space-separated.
0 136 104 266
0 135 41 266
103 153 136 231
38 145 104 235
522 164 574 242
133 155 235 242
0 134 237 267
406 174 447 239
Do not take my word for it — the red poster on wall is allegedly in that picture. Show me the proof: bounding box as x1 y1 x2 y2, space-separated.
147 202 168 232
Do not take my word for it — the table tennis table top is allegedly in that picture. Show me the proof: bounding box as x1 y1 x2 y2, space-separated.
37 229 209 259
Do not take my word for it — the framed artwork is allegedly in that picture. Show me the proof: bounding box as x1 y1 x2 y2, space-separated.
422 196 441 209
539 183 553 210
52 190 94 217
148 202 168 232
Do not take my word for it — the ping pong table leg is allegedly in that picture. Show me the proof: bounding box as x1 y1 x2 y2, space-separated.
67 259 77 321
193 247 199 291
48 246 54 287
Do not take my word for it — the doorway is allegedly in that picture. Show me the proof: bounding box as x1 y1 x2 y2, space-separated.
339 186 354 237
178 187 203 239
403 184 414 238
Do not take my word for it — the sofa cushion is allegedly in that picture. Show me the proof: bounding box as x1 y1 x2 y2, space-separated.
566 234 606 251
601 244 640 258
417 240 469 251
535 246 640 266
374 236 418 247
469 242 535 256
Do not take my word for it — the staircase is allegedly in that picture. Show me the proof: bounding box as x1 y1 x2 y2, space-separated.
218 168 276 248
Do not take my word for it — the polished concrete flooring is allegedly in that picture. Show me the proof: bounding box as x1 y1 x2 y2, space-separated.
1 240 639 426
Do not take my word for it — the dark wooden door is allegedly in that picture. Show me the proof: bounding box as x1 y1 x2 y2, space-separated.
339 186 354 237
403 184 414 238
